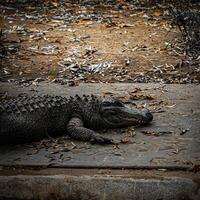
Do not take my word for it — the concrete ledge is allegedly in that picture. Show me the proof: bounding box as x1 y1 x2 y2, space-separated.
0 83 200 169
0 173 199 200
0 82 200 199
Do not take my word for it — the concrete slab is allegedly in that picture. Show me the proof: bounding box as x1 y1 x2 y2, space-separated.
0 82 199 169
0 169 199 200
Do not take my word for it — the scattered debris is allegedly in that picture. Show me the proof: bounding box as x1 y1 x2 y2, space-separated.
121 127 136 144
141 130 173 136
171 9 200 58
129 94 155 100
180 128 190 135
88 62 112 73
165 104 176 109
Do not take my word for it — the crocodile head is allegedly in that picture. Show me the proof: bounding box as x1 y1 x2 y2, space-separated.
99 98 153 128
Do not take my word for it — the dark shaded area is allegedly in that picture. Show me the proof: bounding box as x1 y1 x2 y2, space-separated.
172 10 200 57
169 2 200 58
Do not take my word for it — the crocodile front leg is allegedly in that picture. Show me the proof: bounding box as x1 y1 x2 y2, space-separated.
66 117 114 144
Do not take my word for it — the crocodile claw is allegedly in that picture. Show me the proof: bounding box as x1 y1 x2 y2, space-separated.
90 135 114 144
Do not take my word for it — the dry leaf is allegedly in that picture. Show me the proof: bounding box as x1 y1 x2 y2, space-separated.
121 137 130 144
165 104 176 108
142 130 160 136
51 2 58 7
154 10 161 17
47 75 55 81
118 23 135 28
130 88 142 94
129 94 155 100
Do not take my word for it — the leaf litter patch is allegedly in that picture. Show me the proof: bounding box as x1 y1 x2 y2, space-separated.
0 0 199 85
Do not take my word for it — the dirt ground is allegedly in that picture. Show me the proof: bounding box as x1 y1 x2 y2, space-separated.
0 0 199 85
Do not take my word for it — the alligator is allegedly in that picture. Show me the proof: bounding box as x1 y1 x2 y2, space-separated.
0 95 153 144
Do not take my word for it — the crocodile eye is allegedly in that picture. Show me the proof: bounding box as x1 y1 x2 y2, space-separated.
102 101 112 107
114 101 124 107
